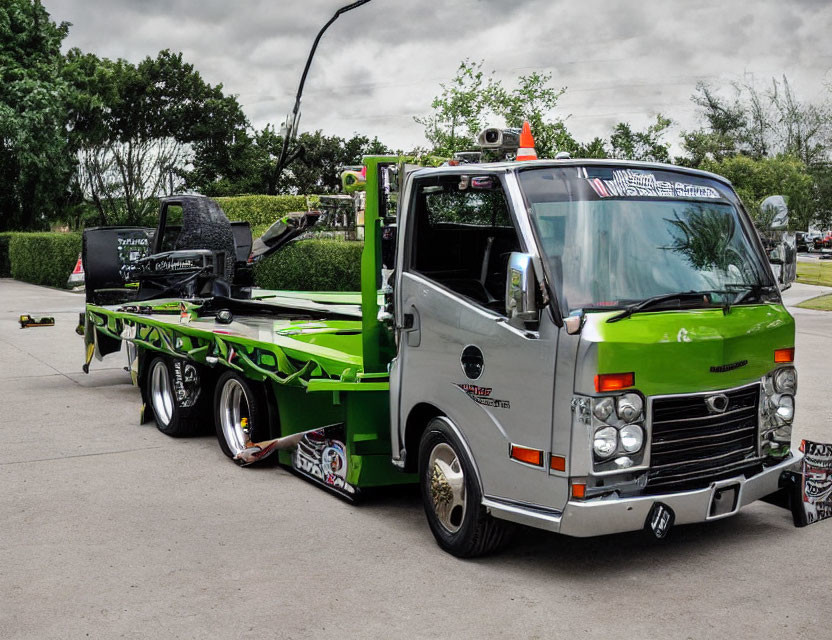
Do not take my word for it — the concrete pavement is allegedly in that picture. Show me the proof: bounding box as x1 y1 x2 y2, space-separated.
0 278 830 639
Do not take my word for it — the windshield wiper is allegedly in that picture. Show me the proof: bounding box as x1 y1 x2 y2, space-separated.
723 283 779 310
606 291 715 323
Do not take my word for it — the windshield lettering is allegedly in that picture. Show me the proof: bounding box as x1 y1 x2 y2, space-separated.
586 169 721 200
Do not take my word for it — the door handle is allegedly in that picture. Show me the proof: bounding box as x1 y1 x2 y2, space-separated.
399 307 420 347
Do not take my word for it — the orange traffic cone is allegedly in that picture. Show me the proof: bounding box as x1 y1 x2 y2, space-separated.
516 121 537 161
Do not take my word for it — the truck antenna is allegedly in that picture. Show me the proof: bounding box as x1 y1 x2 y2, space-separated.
271 0 372 194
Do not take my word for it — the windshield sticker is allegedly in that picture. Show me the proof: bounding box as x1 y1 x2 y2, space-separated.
587 169 721 200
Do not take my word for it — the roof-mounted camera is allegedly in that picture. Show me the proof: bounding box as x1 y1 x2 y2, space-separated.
477 127 521 152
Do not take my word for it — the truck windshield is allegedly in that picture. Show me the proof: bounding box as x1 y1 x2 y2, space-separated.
518 166 773 315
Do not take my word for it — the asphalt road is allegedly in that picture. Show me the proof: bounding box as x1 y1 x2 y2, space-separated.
1 278 831 639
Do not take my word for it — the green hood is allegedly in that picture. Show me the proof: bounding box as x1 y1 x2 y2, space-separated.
580 304 794 396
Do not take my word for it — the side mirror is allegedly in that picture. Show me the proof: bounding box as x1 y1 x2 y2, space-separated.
505 252 539 328
760 196 796 289
762 195 789 231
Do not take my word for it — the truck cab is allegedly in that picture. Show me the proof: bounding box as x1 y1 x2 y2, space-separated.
388 159 800 552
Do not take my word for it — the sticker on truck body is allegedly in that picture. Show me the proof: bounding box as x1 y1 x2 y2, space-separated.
292 424 357 498
800 440 832 525
455 383 511 409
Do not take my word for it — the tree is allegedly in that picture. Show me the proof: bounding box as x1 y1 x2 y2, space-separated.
283 131 392 195
490 71 575 158
681 83 749 164
769 76 832 167
0 0 74 230
66 49 250 225
610 115 672 163
700 154 814 230
681 78 832 228
414 59 499 156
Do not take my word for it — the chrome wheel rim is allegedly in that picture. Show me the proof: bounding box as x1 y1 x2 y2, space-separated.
219 379 251 456
428 442 466 533
150 360 174 426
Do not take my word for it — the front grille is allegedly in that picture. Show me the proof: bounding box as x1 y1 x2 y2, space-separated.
646 384 762 493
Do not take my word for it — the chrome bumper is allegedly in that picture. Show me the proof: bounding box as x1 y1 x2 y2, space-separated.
483 453 802 537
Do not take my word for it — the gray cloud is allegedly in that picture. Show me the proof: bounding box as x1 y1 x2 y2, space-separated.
48 0 832 154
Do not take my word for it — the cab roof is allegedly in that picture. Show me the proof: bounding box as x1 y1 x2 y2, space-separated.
408 158 735 190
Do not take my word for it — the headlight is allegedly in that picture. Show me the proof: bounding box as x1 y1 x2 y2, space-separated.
773 368 797 394
776 395 795 422
616 393 643 423
593 397 614 421
593 426 618 459
619 424 644 453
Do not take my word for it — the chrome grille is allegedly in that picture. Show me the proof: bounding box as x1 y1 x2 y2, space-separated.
646 384 762 493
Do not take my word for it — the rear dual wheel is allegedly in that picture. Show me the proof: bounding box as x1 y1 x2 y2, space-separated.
214 371 268 465
147 356 204 437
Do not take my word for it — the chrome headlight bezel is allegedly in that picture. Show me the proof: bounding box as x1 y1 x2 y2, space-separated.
619 423 645 453
593 426 618 459
761 369 797 457
773 367 797 394
586 391 648 472
616 393 644 423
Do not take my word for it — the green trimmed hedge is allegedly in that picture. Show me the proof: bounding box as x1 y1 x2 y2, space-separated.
0 232 14 277
214 195 319 228
9 233 82 289
254 239 362 291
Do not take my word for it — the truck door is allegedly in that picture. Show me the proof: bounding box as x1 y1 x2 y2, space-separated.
393 171 566 510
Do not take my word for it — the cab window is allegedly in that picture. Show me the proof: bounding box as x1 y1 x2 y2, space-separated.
408 175 523 312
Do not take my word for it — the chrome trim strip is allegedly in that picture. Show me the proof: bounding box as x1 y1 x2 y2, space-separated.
652 404 756 426
654 425 756 448
648 457 765 486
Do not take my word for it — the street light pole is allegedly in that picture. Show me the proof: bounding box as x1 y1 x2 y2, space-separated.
271 0 372 194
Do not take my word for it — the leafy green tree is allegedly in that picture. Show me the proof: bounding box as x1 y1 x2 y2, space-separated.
490 71 575 158
610 115 672 163
66 49 250 225
700 154 814 230
0 0 74 230
414 59 499 156
283 131 391 194
681 83 749 164
190 126 392 197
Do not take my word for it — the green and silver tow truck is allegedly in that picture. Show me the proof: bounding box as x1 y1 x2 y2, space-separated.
80 152 814 556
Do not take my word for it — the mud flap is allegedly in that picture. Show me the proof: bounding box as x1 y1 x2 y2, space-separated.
291 423 358 501
777 441 832 527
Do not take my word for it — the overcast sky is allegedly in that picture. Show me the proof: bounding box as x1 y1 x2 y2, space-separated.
48 0 832 154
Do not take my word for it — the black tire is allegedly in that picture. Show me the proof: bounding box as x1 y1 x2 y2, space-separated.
418 417 514 557
214 370 269 465
145 356 205 437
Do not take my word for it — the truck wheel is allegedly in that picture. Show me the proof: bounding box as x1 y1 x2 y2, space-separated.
147 356 203 437
214 371 267 465
418 418 513 557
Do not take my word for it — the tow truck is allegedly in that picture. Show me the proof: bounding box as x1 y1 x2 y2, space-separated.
76 117 832 555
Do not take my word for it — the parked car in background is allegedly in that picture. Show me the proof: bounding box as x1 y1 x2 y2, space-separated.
816 231 832 251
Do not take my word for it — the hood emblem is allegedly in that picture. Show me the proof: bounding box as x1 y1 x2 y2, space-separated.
710 360 748 373
705 394 730 414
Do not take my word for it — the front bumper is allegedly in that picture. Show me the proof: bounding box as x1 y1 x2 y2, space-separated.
484 453 802 537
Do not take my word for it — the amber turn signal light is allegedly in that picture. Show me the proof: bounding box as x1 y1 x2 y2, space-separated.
594 372 635 393
549 455 566 472
571 482 586 499
774 347 795 363
510 444 544 467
